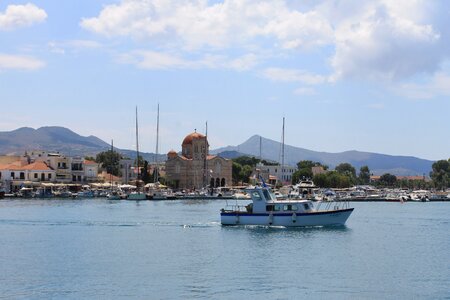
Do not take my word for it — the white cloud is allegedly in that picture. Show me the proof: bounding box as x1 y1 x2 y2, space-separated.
0 3 47 31
81 0 450 83
116 50 260 71
0 53 45 70
395 72 450 99
294 87 317 96
48 40 103 54
262 68 326 85
329 0 444 81
80 0 334 51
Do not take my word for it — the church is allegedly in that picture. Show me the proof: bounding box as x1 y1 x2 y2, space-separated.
165 131 232 190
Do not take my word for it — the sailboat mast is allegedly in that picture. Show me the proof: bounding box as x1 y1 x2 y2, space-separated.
204 121 208 188
281 117 285 183
135 106 140 183
154 103 160 183
110 139 114 189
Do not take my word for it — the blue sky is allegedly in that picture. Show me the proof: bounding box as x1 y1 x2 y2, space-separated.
0 0 449 161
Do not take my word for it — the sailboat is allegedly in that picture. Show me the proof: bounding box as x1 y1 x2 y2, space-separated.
107 139 122 200
127 106 147 200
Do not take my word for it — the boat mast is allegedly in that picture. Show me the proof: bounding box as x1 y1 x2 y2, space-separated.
110 139 114 189
259 135 262 161
135 106 140 189
281 117 285 183
203 121 208 188
154 103 160 183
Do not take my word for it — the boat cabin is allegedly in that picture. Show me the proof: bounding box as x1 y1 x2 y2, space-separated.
246 187 314 214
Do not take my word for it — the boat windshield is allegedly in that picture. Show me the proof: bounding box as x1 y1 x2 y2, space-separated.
262 189 275 201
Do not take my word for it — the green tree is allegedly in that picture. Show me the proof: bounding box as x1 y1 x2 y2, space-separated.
95 150 122 176
313 173 328 188
239 165 254 183
292 168 313 184
430 159 450 190
379 173 397 187
232 162 243 184
84 156 95 162
335 163 356 178
141 160 150 183
358 165 371 185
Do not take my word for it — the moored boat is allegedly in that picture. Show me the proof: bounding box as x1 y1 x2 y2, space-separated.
221 186 353 227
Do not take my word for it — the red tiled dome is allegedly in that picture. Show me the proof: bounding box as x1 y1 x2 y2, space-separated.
182 132 205 145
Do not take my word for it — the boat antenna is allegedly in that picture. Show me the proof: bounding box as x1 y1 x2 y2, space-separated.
154 103 160 183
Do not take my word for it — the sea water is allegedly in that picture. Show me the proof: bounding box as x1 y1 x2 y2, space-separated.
0 199 449 299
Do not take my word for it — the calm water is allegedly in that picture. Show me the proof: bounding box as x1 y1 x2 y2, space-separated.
0 199 449 299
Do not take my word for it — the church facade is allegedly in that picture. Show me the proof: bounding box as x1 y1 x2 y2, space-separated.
165 131 232 190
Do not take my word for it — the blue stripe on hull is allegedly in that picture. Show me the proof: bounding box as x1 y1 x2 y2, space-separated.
220 208 354 217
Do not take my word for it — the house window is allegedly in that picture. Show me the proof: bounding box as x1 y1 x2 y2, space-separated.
48 174 52 179
11 172 15 178
20 172 25 179
34 173 38 179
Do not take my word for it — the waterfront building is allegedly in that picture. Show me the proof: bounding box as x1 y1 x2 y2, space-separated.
252 162 297 185
165 131 232 190
0 160 56 192
119 159 135 183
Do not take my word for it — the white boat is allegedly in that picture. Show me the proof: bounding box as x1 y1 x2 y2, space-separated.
127 191 147 200
220 186 353 227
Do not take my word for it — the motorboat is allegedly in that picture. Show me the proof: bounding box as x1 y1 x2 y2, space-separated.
220 186 353 227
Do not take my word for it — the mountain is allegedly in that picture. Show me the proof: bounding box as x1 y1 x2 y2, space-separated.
0 126 165 162
211 135 434 176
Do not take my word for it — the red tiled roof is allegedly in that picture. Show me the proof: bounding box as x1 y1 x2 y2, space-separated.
182 132 206 145
22 161 52 171
84 160 97 165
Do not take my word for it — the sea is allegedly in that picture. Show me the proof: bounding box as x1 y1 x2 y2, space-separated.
0 198 449 299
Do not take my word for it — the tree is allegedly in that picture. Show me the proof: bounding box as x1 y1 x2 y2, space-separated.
141 160 150 183
239 165 253 183
335 163 356 178
95 150 122 176
232 162 243 184
430 159 450 190
292 168 313 184
358 165 371 185
84 156 95 162
379 173 397 187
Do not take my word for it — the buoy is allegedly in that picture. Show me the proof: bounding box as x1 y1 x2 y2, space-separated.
292 212 297 223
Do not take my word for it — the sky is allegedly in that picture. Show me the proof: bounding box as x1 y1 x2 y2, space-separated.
0 0 449 161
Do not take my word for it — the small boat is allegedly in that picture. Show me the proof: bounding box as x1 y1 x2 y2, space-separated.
220 186 353 227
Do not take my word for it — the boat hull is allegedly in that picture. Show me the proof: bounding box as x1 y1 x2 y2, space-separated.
221 208 354 227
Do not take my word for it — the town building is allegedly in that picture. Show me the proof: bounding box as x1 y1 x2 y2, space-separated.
165 131 232 190
252 162 297 185
0 151 100 192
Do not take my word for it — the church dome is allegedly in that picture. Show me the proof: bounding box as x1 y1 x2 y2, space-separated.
167 149 178 159
182 132 205 145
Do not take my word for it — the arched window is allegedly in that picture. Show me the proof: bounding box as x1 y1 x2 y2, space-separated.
221 178 225 187
210 178 214 187
215 178 220 187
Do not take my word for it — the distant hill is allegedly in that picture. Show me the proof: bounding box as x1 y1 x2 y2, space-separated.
0 126 164 162
0 128 434 175
211 135 434 176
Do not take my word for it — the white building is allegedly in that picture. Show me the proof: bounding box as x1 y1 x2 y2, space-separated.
254 163 297 185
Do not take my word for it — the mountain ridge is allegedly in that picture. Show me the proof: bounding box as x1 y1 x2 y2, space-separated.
211 135 434 176
0 127 434 175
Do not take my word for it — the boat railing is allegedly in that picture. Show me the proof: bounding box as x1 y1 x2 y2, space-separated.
316 198 351 211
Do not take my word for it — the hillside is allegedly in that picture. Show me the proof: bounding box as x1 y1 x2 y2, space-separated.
0 126 164 161
212 135 434 176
